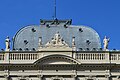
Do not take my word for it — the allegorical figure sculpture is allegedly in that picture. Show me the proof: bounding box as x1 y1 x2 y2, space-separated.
54 32 60 44
103 36 110 50
38 37 42 48
72 37 75 47
45 32 69 47
5 36 10 51
72 37 76 51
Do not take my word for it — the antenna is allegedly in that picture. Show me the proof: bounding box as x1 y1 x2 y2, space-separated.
54 0 57 19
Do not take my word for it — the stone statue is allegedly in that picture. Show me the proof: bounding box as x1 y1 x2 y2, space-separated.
72 37 75 46
45 32 69 47
54 32 60 44
38 37 42 48
5 36 10 51
72 37 76 51
103 36 110 50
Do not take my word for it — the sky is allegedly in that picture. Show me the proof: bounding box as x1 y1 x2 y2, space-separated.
0 0 120 50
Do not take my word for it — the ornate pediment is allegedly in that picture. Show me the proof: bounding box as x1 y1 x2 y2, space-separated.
34 55 81 65
45 32 69 48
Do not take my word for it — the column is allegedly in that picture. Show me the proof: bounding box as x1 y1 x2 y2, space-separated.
71 75 76 80
107 76 112 80
4 75 10 80
38 75 43 80
105 69 111 80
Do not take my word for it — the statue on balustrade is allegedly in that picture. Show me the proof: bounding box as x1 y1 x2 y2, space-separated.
103 36 110 50
5 36 10 51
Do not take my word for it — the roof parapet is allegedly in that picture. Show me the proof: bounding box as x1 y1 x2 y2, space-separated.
40 19 72 26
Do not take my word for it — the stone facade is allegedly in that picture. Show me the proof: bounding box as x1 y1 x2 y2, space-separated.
0 49 120 80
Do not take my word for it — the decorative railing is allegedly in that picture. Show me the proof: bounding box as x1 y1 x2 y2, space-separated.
10 53 38 60
0 54 4 60
76 53 106 60
0 51 120 64
110 54 117 60
110 52 120 61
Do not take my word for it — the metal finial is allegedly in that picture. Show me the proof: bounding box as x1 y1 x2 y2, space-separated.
54 0 57 19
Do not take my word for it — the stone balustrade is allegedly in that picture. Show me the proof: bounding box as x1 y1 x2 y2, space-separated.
0 51 120 64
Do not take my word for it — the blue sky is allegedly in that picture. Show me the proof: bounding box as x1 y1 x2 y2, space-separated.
0 0 120 50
